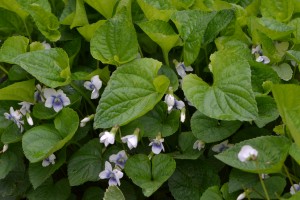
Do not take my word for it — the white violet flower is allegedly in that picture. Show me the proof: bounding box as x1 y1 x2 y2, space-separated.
42 41 51 49
256 55 270 64
99 131 115 147
80 114 94 127
236 192 246 200
99 161 123 186
261 173 270 180
109 150 128 169
164 90 186 122
44 88 70 112
84 75 102 99
4 107 24 132
121 128 139 150
149 134 165 154
212 140 233 153
42 154 56 167
252 45 270 64
1 144 8 153
238 145 258 162
173 59 193 78
99 126 118 147
193 140 205 151
18 102 34 126
290 183 300 195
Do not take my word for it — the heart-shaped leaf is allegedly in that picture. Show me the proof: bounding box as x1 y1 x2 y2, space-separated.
215 136 291 173
0 36 29 64
191 111 242 143
94 58 169 129
90 11 138 65
22 108 79 162
182 49 258 121
124 154 176 197
137 0 175 21
0 79 35 102
67 139 103 186
13 48 71 88
103 186 125 200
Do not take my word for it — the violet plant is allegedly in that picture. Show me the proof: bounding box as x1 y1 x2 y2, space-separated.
1 0 300 199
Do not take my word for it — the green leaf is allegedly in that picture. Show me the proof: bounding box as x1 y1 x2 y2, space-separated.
13 48 71 88
286 50 300 71
182 49 258 121
260 0 293 22
124 154 176 197
271 63 293 81
138 102 180 137
254 95 279 128
289 143 300 165
0 36 29 64
171 10 215 66
200 186 223 200
22 108 79 162
228 168 259 193
0 79 35 102
103 186 125 200
83 0 118 19
137 0 175 21
250 176 286 199
249 17 294 40
0 0 29 20
272 84 300 146
67 139 103 186
138 20 179 65
90 11 138 65
0 7 26 38
94 58 169 129
250 61 280 94
168 160 220 200
25 4 61 41
27 178 71 200
16 0 52 12
215 136 291 173
1 123 22 144
0 144 21 179
70 0 88 29
8 65 30 81
77 20 106 41
191 111 242 143
288 18 300 44
32 103 58 120
28 149 66 189
203 9 235 45
158 65 179 91
171 0 195 9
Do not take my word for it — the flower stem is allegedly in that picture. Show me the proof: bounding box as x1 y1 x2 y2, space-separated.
70 82 96 111
0 65 8 75
284 164 297 192
163 50 169 66
258 174 270 200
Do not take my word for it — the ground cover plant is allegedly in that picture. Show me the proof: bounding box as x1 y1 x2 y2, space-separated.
1 0 300 199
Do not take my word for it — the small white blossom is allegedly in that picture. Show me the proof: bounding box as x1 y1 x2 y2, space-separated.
149 135 165 154
121 128 139 150
193 140 205 151
212 140 233 153
42 154 56 167
18 102 34 126
44 88 70 112
34 84 45 103
1 144 8 153
238 145 258 162
173 60 193 78
121 134 138 150
42 41 51 49
236 192 246 200
164 92 185 122
4 107 24 132
256 55 270 64
251 45 262 54
290 183 300 195
80 114 94 127
109 150 128 169
99 161 123 186
261 173 269 179
99 131 115 147
84 75 102 99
